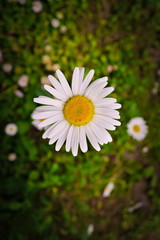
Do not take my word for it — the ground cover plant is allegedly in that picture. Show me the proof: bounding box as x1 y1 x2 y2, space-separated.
1 0 160 239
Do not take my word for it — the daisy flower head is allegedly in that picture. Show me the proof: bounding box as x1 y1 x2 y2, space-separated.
32 1 43 13
33 67 121 156
127 117 148 141
5 123 18 136
18 75 29 87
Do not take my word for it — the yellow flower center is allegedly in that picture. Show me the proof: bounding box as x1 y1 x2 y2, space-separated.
133 124 140 132
63 95 94 126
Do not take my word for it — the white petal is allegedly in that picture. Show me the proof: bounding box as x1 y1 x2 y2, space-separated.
92 87 114 101
71 127 79 156
93 116 116 130
34 106 57 112
79 69 95 95
109 103 122 109
85 125 101 151
34 97 62 107
48 75 68 98
89 122 108 144
48 120 68 139
79 67 85 84
95 98 117 105
84 77 108 96
56 69 72 97
65 125 74 152
95 115 121 126
38 114 63 128
72 67 80 95
44 85 67 101
32 111 56 120
42 124 57 139
95 108 120 119
79 126 88 153
85 81 108 100
55 124 70 151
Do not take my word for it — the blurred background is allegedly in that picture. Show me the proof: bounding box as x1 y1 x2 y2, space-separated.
1 0 160 239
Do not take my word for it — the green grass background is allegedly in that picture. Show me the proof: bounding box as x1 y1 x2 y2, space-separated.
1 0 160 239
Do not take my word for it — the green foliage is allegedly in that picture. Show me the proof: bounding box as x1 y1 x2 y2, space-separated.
1 0 160 239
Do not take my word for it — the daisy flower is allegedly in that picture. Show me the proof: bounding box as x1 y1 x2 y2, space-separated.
8 153 17 161
2 63 13 72
33 67 121 156
127 117 148 141
5 123 18 136
18 75 29 87
32 1 43 13
51 18 60 28
102 182 114 198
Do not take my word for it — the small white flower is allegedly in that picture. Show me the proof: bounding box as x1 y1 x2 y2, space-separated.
102 182 115 198
18 75 29 87
87 224 94 236
127 117 148 141
14 89 24 98
40 76 51 85
128 202 143 213
142 146 149 153
44 45 52 52
51 18 60 28
33 67 121 156
8 153 17 161
5 123 18 136
17 0 26 4
32 1 43 13
2 63 13 72
60 25 67 33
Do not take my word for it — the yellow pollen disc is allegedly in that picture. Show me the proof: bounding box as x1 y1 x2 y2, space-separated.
133 124 140 132
63 95 94 126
